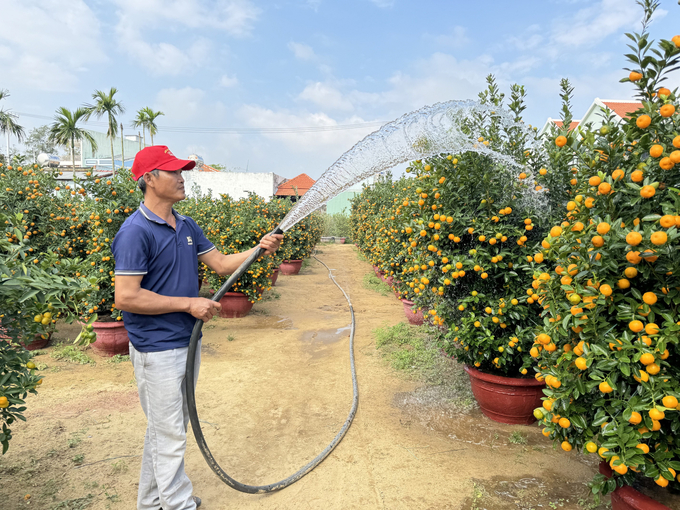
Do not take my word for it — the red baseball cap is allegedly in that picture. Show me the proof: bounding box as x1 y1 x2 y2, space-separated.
130 145 196 181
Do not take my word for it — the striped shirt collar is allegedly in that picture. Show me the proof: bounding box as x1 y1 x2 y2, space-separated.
138 202 186 225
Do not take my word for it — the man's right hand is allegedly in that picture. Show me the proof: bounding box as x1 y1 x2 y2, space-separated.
188 298 222 322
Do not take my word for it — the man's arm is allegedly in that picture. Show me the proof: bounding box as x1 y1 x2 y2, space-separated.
114 274 221 322
199 233 283 276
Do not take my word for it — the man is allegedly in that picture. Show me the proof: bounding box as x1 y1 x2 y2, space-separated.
112 146 282 510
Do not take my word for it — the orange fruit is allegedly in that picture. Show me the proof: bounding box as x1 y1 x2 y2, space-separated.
640 353 655 365
629 71 643 81
597 182 611 195
624 267 638 278
673 35 680 47
589 175 602 186
636 443 650 453
629 411 642 424
558 417 571 428
649 408 665 421
612 168 624 181
657 87 671 97
555 135 567 147
650 231 667 246
600 284 613 297
626 231 642 245
591 235 604 247
618 278 631 289
645 322 659 335
575 357 588 370
629 320 644 333
660 215 676 228
660 104 675 117
670 150 680 163
642 292 657 305
626 251 642 264
649 144 664 158
659 157 674 170
596 222 610 235
640 185 656 198
636 115 651 128
561 441 572 452
585 441 598 453
630 170 644 182
662 396 678 408
599 381 613 393
655 476 669 487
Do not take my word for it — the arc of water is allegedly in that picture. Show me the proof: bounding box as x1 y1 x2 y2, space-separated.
277 99 538 232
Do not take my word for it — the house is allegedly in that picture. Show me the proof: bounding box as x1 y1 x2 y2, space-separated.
538 98 643 137
274 173 316 201
182 169 287 201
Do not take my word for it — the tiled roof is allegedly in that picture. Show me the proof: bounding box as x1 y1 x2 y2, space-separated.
553 120 580 131
275 173 316 196
197 164 220 173
601 101 643 119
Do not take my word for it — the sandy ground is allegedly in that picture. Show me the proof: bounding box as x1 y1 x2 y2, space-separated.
2 244 678 510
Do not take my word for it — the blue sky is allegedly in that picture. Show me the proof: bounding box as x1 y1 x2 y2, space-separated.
1 0 677 179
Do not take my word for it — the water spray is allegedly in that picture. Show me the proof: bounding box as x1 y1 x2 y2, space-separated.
185 99 537 493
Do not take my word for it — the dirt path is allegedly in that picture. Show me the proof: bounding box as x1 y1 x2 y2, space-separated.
3 244 666 509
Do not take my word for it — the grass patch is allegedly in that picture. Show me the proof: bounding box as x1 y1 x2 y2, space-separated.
51 345 95 365
374 323 440 378
106 354 130 364
362 273 391 296
509 430 528 445
301 258 313 270
261 289 280 301
50 494 95 509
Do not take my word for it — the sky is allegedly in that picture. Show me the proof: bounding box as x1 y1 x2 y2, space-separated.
0 0 678 179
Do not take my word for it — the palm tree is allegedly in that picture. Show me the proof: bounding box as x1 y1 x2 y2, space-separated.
48 107 98 181
0 89 25 165
131 108 149 148
143 107 164 145
84 88 125 175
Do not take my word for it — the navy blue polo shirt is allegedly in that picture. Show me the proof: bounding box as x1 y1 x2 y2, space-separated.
111 202 216 352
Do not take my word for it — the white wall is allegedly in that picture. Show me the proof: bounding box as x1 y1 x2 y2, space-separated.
182 171 287 201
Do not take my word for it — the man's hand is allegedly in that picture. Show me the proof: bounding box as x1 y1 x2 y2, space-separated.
188 298 222 322
259 233 283 255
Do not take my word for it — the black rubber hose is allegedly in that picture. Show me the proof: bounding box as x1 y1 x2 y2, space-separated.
185 231 359 493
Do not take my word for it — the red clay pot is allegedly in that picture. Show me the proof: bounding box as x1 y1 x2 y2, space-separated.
401 299 424 326
21 332 51 351
91 320 130 357
464 365 545 425
218 292 254 318
279 259 303 275
269 268 279 286
334 237 346 244
599 462 671 510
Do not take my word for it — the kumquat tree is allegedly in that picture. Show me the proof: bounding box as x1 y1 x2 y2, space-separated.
528 2 680 497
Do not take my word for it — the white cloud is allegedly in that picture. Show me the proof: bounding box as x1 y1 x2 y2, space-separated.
550 0 639 48
288 42 317 61
155 87 227 124
112 0 260 35
219 75 239 88
0 0 106 91
113 0 260 75
298 82 355 111
425 26 471 49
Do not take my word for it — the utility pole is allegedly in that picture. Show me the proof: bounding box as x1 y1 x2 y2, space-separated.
138 132 141 152
120 123 125 170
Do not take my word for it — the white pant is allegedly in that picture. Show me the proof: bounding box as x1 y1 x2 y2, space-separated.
130 341 201 510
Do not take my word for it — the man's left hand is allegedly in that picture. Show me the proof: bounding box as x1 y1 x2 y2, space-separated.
259 233 283 255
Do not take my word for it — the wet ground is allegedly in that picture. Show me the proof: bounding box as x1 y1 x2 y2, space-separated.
2 245 678 509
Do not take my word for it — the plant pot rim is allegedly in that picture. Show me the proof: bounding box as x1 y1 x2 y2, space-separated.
599 462 672 510
282 259 302 263
91 320 126 329
220 291 249 297
464 364 545 387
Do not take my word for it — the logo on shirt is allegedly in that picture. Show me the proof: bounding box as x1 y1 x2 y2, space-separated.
186 236 193 245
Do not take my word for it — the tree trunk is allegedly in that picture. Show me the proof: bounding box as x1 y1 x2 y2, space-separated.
110 136 115 177
150 131 154 145
71 135 76 188
120 123 125 170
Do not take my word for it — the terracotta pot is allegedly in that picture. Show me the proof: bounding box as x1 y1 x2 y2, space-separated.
386 275 394 286
269 268 279 286
91 320 130 357
599 462 671 510
279 259 303 275
401 299 424 326
373 265 381 276
218 292 254 318
21 332 51 351
463 365 545 425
